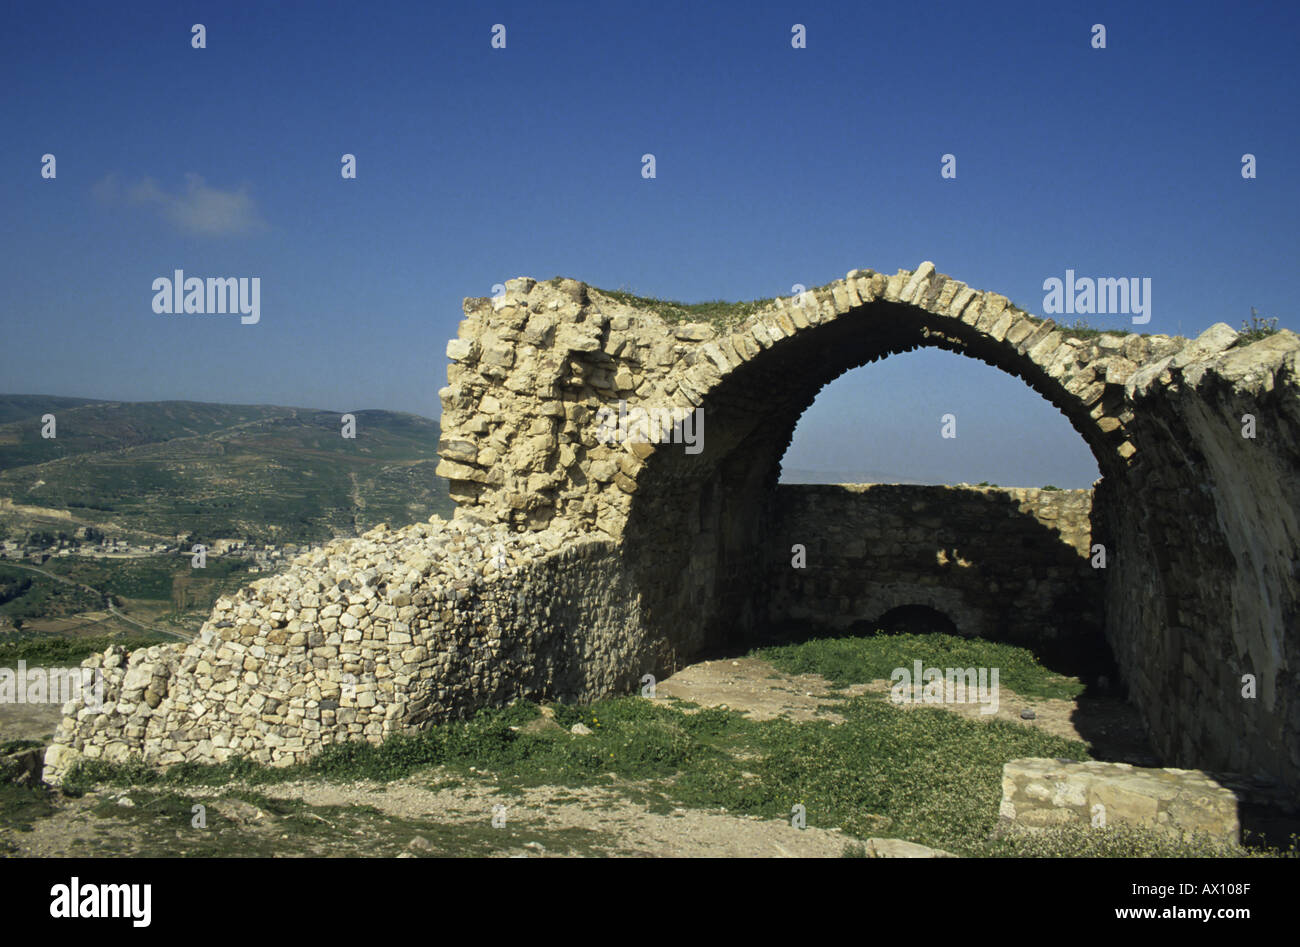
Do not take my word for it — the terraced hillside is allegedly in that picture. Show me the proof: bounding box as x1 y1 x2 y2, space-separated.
0 397 453 543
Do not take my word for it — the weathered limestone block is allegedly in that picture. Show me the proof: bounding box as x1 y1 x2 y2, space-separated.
446 338 479 363
974 293 1009 332
1124 355 1174 400
999 758 1241 842
673 324 714 341
1170 322 1238 370
899 261 936 304
555 325 602 353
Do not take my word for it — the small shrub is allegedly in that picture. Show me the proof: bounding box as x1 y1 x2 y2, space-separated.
1237 308 1280 345
0 634 160 668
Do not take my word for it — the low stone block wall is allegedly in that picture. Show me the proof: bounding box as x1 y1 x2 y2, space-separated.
763 484 1104 665
999 758 1241 841
44 517 644 784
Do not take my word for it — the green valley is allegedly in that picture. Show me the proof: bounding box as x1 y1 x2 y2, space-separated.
0 396 453 545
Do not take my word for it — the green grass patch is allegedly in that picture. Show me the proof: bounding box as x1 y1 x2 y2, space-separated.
58 692 1089 855
0 782 58 832
1054 318 1137 339
0 563 102 619
0 633 163 668
0 739 44 755
68 785 622 857
753 631 1085 701
982 822 1293 858
1017 312 1145 339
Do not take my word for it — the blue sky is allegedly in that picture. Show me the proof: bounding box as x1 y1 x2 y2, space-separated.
3 0 1295 488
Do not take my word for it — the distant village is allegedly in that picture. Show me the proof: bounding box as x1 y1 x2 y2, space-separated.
0 528 326 573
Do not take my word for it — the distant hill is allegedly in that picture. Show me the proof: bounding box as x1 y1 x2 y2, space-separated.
778 466 925 486
0 396 454 543
0 395 109 426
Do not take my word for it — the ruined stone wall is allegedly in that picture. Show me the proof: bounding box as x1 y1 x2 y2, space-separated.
1097 332 1300 793
44 263 1300 805
430 268 1186 679
433 265 1300 801
45 517 646 783
434 266 1180 541
762 484 1103 666
436 277 670 537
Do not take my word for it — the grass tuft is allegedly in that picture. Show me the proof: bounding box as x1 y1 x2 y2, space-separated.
754 631 1085 701
593 287 777 330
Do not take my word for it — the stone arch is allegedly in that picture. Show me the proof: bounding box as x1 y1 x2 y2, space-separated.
613 265 1139 669
621 264 1136 536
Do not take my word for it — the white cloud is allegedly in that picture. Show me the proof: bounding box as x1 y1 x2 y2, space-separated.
93 172 265 236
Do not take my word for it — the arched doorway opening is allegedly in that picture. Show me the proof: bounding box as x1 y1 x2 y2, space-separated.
761 347 1110 672
621 291 1121 680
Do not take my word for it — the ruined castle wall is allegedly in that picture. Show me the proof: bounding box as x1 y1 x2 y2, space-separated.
43 264 1300 804
44 518 645 783
432 268 1300 798
762 484 1103 665
1098 333 1300 793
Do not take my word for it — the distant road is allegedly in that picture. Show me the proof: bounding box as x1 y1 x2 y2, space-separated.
0 560 192 642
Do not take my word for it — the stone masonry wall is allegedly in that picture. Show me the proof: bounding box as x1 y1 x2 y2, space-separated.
44 517 645 784
1096 332 1300 794
763 484 1103 667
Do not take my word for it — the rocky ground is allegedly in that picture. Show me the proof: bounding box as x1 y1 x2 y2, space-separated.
0 654 1152 858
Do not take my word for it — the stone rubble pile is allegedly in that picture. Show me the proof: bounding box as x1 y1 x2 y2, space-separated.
44 514 640 784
